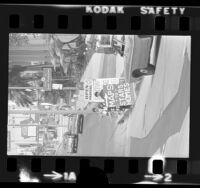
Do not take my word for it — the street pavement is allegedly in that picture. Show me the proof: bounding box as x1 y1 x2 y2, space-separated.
76 51 124 156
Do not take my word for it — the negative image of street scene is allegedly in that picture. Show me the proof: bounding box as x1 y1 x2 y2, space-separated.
8 34 190 157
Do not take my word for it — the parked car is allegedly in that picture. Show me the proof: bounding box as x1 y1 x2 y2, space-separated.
68 114 84 134
132 35 162 79
63 133 78 153
130 35 155 79
112 35 125 56
77 114 84 133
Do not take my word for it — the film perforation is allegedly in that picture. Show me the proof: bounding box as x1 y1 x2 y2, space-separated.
104 159 114 173
177 160 188 175
33 15 44 29
9 14 20 29
152 159 163 174
179 16 190 31
7 158 17 172
41 158 57 176
31 158 41 172
131 16 141 30
58 15 68 29
106 16 117 30
82 15 92 30
55 158 66 172
77 166 109 184
128 160 138 174
155 16 166 31
79 159 90 171
6 13 194 32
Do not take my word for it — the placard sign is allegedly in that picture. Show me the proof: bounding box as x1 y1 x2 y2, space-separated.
83 79 93 101
52 83 63 90
84 78 126 102
103 82 135 108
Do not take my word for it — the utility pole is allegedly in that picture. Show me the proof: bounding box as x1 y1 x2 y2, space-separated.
8 86 77 90
62 87 77 90
53 78 72 81
8 124 69 127
9 87 43 90
8 109 92 115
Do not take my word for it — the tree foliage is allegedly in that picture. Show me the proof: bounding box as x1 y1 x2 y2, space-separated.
8 65 39 107
9 33 29 47
9 65 42 87
8 89 33 107
9 33 40 47
9 65 30 87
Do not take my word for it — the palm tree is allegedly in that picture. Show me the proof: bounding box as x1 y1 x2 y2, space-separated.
8 65 39 107
50 34 86 60
9 65 27 86
9 33 29 47
8 89 33 107
9 65 41 87
51 34 83 49
46 34 87 77
47 35 69 67
48 47 60 70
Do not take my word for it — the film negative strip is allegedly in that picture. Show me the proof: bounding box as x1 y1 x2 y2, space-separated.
0 4 199 184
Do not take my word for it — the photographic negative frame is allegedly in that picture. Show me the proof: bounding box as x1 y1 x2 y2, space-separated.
0 3 199 185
